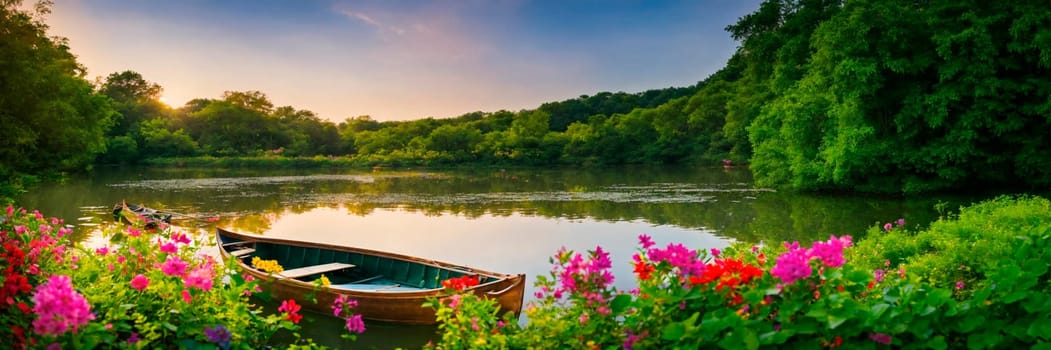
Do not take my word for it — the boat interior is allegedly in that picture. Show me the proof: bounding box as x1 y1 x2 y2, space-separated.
221 238 500 292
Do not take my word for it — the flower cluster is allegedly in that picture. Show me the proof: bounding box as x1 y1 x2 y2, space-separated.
2 206 70 348
31 275 94 337
770 235 852 285
541 246 616 304
441 275 480 291
250 256 284 273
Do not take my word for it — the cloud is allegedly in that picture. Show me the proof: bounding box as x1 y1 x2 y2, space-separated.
336 8 406 35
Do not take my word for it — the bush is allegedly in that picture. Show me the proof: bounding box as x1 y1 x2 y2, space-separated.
850 195 1051 291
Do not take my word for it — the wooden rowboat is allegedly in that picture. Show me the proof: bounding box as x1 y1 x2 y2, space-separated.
112 200 173 229
216 227 526 325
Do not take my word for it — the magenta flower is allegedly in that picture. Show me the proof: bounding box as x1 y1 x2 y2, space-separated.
181 290 192 304
896 218 905 227
184 265 215 291
126 227 142 237
710 248 721 257
172 232 192 245
345 314 366 334
159 256 188 276
637 234 655 249
883 223 893 232
874 269 886 283
31 275 95 336
95 246 110 256
809 235 852 268
130 274 149 291
869 333 892 345
159 241 178 254
955 281 965 290
770 242 813 285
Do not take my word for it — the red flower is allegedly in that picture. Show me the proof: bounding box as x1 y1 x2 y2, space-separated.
441 275 480 291
278 299 303 324
633 261 655 281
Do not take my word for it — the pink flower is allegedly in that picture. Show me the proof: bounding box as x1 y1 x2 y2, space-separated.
637 234 655 249
31 275 95 336
809 235 852 268
770 242 812 285
579 312 589 324
95 246 110 256
883 223 893 232
182 290 192 304
159 241 178 254
955 281 965 290
159 256 188 276
184 265 215 291
874 269 886 283
446 294 462 309
172 232 192 245
5 205 12 217
130 274 149 291
117 255 126 264
126 227 141 237
896 218 905 227
710 248 721 257
345 314 366 334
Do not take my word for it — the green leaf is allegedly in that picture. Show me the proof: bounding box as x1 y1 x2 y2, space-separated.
1028 319 1051 339
871 303 890 318
927 336 947 350
958 315 985 333
662 322 686 341
163 322 178 332
828 315 847 329
611 294 632 314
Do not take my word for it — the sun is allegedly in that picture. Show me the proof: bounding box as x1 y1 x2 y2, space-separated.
158 95 170 106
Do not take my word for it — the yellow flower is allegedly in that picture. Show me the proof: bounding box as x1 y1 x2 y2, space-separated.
251 256 284 273
318 274 331 287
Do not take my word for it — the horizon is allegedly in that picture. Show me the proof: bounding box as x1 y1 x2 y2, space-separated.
47 0 760 122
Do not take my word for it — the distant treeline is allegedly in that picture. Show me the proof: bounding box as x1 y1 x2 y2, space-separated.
3 0 1049 198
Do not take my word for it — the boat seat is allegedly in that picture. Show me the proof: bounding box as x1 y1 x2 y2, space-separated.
278 262 355 279
230 248 255 257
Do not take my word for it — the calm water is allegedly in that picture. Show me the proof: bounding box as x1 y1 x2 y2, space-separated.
17 165 991 348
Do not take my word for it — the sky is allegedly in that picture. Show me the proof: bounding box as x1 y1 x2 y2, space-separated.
47 0 761 122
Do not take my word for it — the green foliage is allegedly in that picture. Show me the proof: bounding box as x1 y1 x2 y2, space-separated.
850 195 1051 291
0 2 117 178
747 0 1051 193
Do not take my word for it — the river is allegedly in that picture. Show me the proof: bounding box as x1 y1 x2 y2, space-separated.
16 165 989 348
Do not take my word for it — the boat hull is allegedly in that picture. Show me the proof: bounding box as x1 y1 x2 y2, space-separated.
217 228 526 325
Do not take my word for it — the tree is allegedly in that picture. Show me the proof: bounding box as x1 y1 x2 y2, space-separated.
0 1 116 179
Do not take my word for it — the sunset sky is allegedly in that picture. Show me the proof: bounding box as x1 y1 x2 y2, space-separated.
48 0 760 122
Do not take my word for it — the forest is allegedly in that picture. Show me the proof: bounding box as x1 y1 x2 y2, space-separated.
2 0 1049 197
